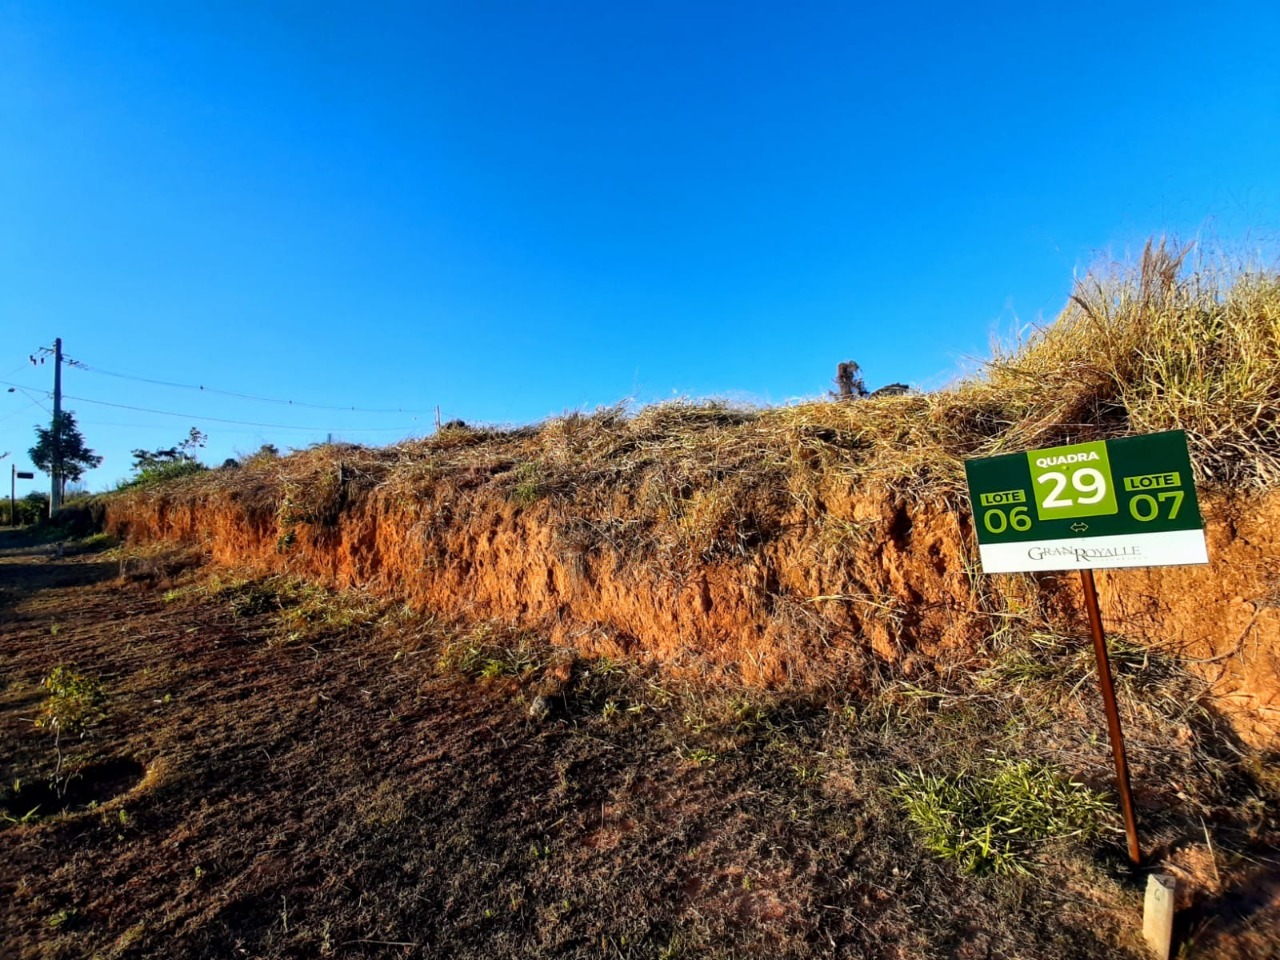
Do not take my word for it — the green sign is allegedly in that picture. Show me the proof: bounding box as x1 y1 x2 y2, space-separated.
963 430 1208 572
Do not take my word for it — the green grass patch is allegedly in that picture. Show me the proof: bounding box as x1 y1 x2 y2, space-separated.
892 758 1112 875
437 624 544 679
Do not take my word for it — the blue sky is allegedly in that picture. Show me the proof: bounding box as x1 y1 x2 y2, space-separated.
2 1 1278 490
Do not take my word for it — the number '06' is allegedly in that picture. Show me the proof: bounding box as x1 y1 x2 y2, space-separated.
1037 468 1107 508
983 506 1031 534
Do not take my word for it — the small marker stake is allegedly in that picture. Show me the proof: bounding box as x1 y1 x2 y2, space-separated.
1143 873 1177 959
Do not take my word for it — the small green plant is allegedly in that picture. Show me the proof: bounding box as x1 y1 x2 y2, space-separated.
511 461 544 506
437 626 542 679
891 758 1111 875
35 666 107 796
680 746 719 766
45 908 77 930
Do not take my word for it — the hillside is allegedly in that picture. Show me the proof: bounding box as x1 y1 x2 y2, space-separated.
105 241 1280 748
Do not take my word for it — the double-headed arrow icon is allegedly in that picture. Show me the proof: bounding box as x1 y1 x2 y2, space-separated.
1071 522 1089 532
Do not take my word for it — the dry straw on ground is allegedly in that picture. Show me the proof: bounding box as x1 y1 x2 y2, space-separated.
118 239 1279 524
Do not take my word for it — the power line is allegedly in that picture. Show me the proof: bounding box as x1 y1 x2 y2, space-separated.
0 380 422 432
77 419 354 435
0 398 43 424
78 362 434 415
63 393 422 432
2 385 51 417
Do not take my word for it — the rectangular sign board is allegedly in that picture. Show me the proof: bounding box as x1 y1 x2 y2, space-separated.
16 472 34 479
964 430 1208 573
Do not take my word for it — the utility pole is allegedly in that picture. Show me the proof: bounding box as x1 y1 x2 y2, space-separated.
50 337 63 517
2 453 11 527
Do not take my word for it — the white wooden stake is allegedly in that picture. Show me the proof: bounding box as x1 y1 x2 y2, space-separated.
1143 873 1177 959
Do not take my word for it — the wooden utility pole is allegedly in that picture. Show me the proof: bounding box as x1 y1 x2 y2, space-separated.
50 337 63 517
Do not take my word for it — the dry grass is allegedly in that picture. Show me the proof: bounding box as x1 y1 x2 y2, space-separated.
114 241 1280 546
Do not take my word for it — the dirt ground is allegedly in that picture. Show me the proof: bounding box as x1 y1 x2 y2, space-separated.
1 532 1277 959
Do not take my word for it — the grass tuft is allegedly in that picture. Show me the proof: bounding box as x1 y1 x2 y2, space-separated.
892 758 1112 875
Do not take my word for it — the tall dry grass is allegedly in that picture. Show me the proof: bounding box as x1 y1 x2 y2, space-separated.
985 240 1280 486
111 238 1280 532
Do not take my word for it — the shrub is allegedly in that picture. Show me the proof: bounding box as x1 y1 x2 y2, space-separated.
122 460 208 488
0 492 49 526
35 665 107 795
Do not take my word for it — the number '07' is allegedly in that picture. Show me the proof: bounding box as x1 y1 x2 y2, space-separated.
1129 490 1183 521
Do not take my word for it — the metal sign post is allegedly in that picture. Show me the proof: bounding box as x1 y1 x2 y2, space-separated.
11 467 35 527
1080 567 1141 864
964 430 1209 866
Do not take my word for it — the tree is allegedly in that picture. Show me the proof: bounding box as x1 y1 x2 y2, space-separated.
29 411 103 496
831 361 868 400
131 427 207 472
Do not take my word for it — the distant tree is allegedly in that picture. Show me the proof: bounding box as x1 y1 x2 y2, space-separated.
29 411 103 495
831 361 869 400
131 427 207 473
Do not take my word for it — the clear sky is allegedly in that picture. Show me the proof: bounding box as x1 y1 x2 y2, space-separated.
2 1 1278 490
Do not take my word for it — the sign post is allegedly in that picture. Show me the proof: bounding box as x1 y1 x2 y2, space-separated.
964 430 1208 865
11 467 35 527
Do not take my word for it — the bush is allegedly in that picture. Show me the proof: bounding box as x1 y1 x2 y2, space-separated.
0 492 50 526
118 460 208 489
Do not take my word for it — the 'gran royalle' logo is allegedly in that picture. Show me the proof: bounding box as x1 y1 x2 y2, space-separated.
1026 544 1141 562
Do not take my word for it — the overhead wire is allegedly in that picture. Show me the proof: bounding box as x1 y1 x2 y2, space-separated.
0 380 423 433
78 363 434 415
0 398 43 424
61 393 423 432
2 385 52 416
76 419 353 436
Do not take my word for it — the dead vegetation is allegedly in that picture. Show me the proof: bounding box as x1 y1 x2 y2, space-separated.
111 241 1280 534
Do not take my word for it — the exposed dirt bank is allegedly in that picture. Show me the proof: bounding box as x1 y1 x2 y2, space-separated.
102 442 1280 750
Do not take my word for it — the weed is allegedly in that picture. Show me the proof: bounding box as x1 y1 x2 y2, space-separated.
511 461 545 505
680 746 719 766
891 758 1112 875
437 624 544 679
45 908 77 929
35 666 107 797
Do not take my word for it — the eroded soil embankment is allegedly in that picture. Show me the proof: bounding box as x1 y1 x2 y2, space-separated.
104 484 1280 748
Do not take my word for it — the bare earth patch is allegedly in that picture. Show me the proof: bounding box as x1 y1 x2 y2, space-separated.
1 533 1276 959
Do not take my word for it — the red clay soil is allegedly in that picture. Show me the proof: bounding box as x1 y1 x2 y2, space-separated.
104 473 1280 750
